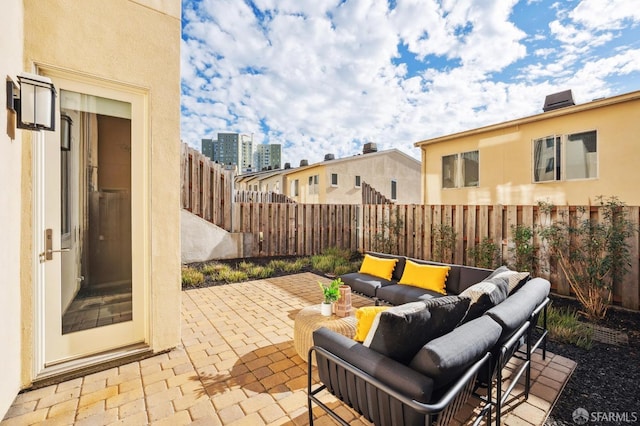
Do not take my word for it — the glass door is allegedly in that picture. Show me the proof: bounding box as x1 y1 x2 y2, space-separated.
36 74 147 369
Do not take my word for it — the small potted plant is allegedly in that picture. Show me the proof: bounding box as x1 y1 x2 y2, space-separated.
318 277 342 316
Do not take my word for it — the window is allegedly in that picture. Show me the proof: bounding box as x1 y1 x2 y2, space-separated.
533 136 561 182
291 179 299 196
331 173 338 187
355 175 361 188
533 131 596 182
566 131 597 180
308 174 319 194
391 179 397 200
442 150 479 188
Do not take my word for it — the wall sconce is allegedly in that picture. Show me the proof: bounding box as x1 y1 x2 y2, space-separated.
6 72 56 131
60 114 72 151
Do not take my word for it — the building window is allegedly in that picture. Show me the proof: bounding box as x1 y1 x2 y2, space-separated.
291 179 299 196
308 174 319 194
391 179 397 200
566 130 597 180
355 175 361 188
533 136 561 182
442 150 479 188
331 173 338 187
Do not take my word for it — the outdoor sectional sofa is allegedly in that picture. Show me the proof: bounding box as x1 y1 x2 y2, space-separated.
307 252 550 426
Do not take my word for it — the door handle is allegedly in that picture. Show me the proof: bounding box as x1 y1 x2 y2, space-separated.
42 229 70 261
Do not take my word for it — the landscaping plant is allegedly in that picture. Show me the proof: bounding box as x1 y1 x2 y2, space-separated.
318 277 343 303
509 224 537 273
538 196 636 319
432 223 457 263
467 237 501 269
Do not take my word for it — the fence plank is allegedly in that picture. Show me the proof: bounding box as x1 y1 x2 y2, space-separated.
454 205 464 265
622 207 640 309
466 205 477 266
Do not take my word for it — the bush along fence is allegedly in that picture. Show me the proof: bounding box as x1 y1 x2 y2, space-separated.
180 145 639 311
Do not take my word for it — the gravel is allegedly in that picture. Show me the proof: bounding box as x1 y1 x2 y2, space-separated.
545 296 640 425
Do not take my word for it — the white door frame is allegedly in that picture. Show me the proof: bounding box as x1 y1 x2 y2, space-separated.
32 67 151 378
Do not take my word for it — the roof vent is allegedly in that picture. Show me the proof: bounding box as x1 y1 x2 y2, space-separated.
363 142 378 154
324 153 335 161
543 90 575 112
300 159 308 167
284 162 291 169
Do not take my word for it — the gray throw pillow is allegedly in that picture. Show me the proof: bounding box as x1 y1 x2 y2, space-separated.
363 297 470 365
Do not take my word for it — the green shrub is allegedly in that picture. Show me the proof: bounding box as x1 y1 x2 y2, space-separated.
182 267 204 286
311 254 336 273
216 268 249 283
333 263 356 276
238 260 255 271
467 237 500 269
246 265 275 279
267 259 288 271
201 263 227 276
544 304 593 349
283 258 310 273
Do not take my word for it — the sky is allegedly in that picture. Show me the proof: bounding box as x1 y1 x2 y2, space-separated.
180 0 640 166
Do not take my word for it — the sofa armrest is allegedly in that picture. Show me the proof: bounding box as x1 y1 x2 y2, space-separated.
312 327 434 402
309 336 493 416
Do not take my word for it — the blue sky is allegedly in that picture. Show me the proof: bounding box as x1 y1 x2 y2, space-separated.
181 0 640 165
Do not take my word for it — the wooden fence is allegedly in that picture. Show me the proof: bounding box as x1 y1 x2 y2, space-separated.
361 181 394 204
234 190 295 204
180 144 640 310
181 143 234 229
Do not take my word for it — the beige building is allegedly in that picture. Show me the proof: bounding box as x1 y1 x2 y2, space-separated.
1 0 181 417
415 91 640 206
283 148 422 204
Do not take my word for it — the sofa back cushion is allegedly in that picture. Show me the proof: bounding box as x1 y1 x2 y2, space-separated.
455 266 494 294
366 251 406 281
485 278 550 344
409 315 501 390
487 265 531 294
458 275 509 323
363 296 470 364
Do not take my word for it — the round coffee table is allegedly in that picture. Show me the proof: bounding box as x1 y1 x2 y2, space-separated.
294 304 357 364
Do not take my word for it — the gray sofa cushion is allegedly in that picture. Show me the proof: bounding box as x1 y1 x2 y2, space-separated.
458 275 510 323
409 315 501 390
312 327 435 403
340 272 395 298
485 278 550 344
375 284 442 305
456 266 494 294
363 296 470 364
487 265 531 294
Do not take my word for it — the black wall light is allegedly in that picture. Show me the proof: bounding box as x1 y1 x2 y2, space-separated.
6 72 56 132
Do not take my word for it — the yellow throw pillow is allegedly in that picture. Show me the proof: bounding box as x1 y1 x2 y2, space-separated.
354 306 389 342
358 254 398 281
398 260 449 295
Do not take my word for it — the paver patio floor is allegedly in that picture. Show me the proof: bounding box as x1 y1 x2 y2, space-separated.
2 273 576 425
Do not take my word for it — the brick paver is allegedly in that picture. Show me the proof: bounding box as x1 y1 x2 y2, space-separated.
1 273 576 425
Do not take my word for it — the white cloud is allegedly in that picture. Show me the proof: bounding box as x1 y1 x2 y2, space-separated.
180 0 640 166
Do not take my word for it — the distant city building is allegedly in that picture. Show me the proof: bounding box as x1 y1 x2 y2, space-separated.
202 133 254 170
254 144 282 171
201 138 214 160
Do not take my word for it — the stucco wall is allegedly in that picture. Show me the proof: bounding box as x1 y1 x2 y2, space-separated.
0 1 24 417
420 93 640 206
20 0 181 383
181 210 248 263
284 151 422 204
